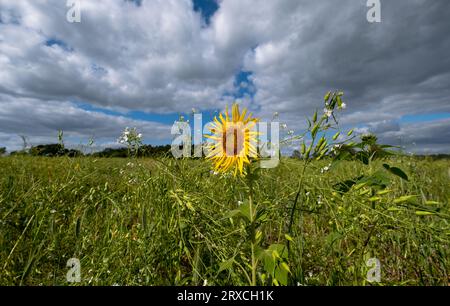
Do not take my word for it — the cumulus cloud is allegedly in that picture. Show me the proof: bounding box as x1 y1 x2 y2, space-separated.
0 0 449 152
0 94 171 151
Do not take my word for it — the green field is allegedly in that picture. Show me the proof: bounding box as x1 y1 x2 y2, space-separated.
0 156 449 285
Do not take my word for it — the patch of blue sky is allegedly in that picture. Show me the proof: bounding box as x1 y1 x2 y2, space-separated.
45 38 73 52
400 113 450 123
74 101 218 127
192 0 219 25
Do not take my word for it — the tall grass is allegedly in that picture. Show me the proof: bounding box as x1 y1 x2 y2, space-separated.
0 156 449 285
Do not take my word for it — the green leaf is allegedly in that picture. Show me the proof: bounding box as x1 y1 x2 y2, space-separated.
268 244 288 259
388 167 408 181
383 164 408 181
218 257 235 273
274 266 288 286
357 170 390 188
239 202 252 222
337 96 343 108
75 216 81 238
255 208 268 223
224 209 241 219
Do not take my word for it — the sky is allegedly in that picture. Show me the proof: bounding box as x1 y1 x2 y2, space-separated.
0 0 449 154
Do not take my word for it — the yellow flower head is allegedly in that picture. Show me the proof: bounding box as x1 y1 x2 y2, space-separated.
206 103 259 176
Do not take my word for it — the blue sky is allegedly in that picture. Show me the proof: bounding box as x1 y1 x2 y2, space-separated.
193 0 219 25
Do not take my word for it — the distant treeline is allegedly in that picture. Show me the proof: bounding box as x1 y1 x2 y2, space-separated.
3 144 172 158
1 144 449 159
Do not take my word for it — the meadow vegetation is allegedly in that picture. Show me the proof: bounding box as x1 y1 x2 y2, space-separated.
0 155 448 285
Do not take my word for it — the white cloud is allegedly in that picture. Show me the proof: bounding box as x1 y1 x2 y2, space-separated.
0 0 449 152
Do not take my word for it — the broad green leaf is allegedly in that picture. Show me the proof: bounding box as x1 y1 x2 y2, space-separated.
274 267 288 286
218 257 235 273
383 164 408 181
389 167 408 181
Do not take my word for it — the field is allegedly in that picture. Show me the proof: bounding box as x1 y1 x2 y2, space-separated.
0 156 449 286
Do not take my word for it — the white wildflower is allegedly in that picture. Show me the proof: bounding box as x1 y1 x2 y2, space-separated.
203 279 208 286
317 196 323 205
341 102 347 109
324 108 333 118
50 209 56 214
320 166 330 174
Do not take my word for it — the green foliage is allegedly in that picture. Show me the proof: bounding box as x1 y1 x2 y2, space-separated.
0 156 448 286
29 144 83 157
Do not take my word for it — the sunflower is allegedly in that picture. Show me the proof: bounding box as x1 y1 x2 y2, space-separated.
206 103 259 176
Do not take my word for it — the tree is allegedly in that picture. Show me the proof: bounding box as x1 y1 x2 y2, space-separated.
0 147 6 156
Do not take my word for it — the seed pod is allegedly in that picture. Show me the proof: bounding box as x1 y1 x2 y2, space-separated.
333 132 340 141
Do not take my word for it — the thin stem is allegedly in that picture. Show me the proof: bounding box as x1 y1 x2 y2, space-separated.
248 176 257 286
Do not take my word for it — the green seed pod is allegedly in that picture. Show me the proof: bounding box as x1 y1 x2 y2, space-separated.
333 132 340 141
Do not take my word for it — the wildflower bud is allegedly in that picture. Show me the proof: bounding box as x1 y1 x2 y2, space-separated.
313 111 318 123
311 124 319 138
